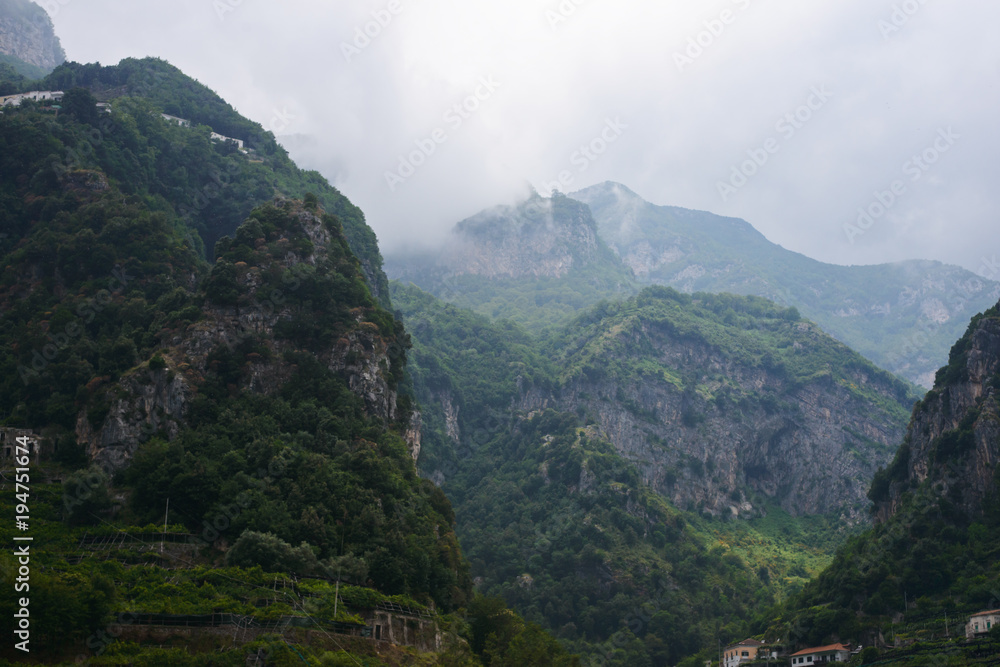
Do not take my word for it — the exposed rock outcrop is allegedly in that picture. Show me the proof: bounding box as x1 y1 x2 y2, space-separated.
385 192 635 306
77 362 192 471
0 1 66 72
520 316 910 524
573 182 1000 388
78 200 408 471
874 303 1000 523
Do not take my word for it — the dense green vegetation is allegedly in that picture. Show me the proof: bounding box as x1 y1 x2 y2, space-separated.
5 57 389 302
392 283 920 664
0 481 578 665
0 62 580 664
688 504 862 603
754 305 1000 662
547 287 918 412
574 181 1000 388
452 410 770 665
0 52 49 80
4 49 996 667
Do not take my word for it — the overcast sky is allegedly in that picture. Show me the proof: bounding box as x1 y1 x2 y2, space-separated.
45 0 1000 275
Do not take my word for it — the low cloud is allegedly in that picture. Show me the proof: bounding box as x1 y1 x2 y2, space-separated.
48 0 1000 273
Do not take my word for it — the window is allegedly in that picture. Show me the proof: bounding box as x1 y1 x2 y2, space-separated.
742 652 749 657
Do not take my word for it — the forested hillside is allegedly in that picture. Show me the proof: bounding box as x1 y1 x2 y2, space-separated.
392 281 922 664
758 301 1000 664
17 58 390 302
0 63 579 665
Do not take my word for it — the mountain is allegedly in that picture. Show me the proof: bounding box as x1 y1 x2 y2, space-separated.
0 60 579 666
573 182 1000 388
385 191 635 330
38 57 391 303
0 0 64 77
761 300 1000 660
536 287 918 523
392 281 921 663
392 283 773 664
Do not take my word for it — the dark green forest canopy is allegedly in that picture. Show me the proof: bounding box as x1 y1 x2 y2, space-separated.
1 57 388 302
0 63 586 664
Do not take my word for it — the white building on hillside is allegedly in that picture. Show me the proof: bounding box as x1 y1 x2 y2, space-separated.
161 113 191 127
966 610 1000 639
789 643 851 664
1 91 64 107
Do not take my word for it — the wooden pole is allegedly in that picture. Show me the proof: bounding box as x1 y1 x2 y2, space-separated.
161 498 169 553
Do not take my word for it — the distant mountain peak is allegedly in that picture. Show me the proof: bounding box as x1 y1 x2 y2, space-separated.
573 184 1000 387
393 193 621 281
0 0 65 76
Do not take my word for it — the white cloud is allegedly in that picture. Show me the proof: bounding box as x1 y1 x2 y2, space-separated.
47 0 1000 273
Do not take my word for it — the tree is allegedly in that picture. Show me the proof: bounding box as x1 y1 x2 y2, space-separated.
226 530 320 576
61 87 100 125
62 467 113 526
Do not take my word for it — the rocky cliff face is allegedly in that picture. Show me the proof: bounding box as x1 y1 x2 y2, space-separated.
386 193 633 293
873 302 1000 523
444 194 605 279
0 0 65 72
79 199 411 471
385 193 636 331
522 308 912 524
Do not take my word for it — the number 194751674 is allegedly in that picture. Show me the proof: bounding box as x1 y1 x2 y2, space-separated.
14 437 31 528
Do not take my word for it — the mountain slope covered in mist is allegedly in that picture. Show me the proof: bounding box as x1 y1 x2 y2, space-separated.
575 182 1000 388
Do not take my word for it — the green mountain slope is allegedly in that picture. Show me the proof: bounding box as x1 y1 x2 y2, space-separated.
0 51 48 79
392 282 921 664
392 283 771 664
0 64 578 666
573 182 1000 388
33 58 390 303
760 300 1000 663
543 287 918 522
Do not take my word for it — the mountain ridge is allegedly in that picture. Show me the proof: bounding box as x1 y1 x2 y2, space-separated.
574 181 1000 388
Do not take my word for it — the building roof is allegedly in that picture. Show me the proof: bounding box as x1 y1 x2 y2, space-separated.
971 610 1000 617
725 639 764 650
790 643 850 657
